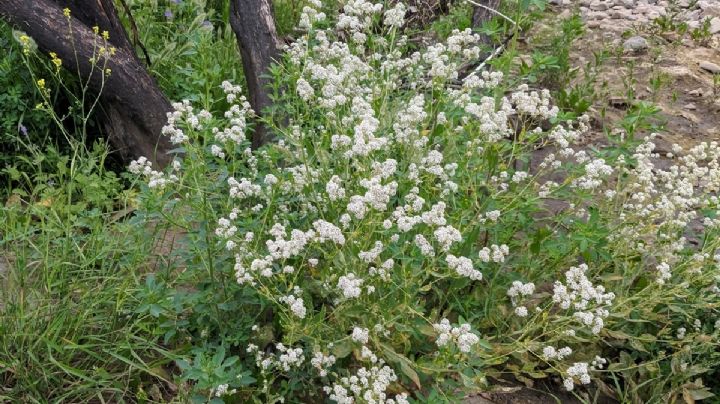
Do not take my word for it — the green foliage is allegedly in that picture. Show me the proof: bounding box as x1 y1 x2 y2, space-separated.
2 1 720 403
122 0 244 111
0 24 54 185
430 4 474 40
0 138 171 401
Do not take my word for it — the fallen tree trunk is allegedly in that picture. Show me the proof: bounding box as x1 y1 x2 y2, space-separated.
229 0 283 148
472 0 501 44
0 0 172 166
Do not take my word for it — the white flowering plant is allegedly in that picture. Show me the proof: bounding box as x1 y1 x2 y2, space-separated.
129 2 720 402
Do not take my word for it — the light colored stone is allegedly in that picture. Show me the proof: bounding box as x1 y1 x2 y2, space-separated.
710 17 720 34
699 61 720 74
624 35 649 51
590 0 609 11
683 103 697 110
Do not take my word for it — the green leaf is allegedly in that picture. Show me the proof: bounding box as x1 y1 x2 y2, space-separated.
683 387 715 401
380 344 421 389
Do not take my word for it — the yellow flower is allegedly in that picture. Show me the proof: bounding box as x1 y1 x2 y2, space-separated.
36 79 45 89
102 31 109 41
63 8 71 17
109 47 117 56
93 26 99 34
105 68 112 76
49 52 62 69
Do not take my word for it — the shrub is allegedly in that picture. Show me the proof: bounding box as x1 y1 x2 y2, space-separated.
129 1 720 402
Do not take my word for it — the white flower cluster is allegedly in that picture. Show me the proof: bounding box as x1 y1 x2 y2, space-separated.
433 318 479 353
542 345 572 360
434 225 462 251
279 287 307 319
446 255 482 281
313 219 346 245
228 177 261 199
478 244 509 263
323 355 409 404
248 343 305 372
572 158 613 190
128 156 178 189
336 0 383 34
511 85 558 120
414 234 435 257
338 273 364 299
311 351 336 377
359 241 383 263
507 281 535 317
326 175 346 201
383 3 406 28
215 217 237 239
552 264 615 334
298 0 326 29
351 327 370 344
563 362 591 391
656 262 672 285
213 383 236 397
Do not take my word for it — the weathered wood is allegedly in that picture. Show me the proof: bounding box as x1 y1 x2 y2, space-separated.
0 0 171 166
229 0 282 149
472 0 501 44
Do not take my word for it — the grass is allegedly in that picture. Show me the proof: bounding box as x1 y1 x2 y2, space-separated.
0 142 175 401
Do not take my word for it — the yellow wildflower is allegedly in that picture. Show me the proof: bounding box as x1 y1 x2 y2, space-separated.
102 31 109 41
49 52 62 69
36 79 45 89
93 26 99 34
63 8 71 17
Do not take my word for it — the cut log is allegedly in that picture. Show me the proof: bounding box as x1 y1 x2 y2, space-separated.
229 0 283 148
0 0 172 166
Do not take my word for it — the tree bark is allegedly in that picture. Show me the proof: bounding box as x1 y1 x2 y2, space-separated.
229 0 282 149
472 0 501 44
0 0 172 166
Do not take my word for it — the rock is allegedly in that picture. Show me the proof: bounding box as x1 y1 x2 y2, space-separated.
699 61 720 74
609 96 630 108
622 0 635 7
587 20 601 28
549 0 562 5
685 10 701 20
683 103 697 110
590 0 609 11
710 17 720 34
624 35 649 51
689 88 704 96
